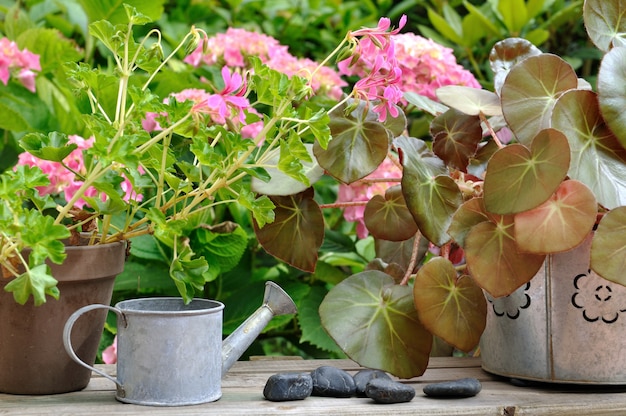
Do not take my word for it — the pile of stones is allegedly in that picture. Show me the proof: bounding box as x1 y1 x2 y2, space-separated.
263 365 481 404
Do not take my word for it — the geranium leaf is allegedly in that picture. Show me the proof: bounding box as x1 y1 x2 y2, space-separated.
4 264 59 306
501 54 578 145
584 0 626 52
465 217 545 297
430 108 483 172
598 46 626 149
78 0 164 25
483 128 571 214
591 206 626 285
19 132 77 162
314 101 391 184
551 89 626 209
191 224 248 281
413 258 486 352
364 186 418 241
435 86 502 116
253 188 323 272
319 271 433 378
514 180 597 254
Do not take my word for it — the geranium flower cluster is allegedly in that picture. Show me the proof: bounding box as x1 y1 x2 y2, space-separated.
337 16 407 122
17 135 140 209
0 37 41 93
392 33 481 100
184 28 347 100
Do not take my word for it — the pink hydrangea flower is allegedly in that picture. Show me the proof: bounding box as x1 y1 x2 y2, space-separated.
0 37 41 92
184 28 346 99
17 135 141 208
102 336 117 364
336 157 402 239
391 33 481 101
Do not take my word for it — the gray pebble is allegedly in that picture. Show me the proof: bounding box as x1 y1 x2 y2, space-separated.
353 369 392 397
422 377 482 398
263 372 313 401
311 366 356 397
365 378 416 404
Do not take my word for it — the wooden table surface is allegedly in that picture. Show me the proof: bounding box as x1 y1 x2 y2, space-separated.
3 357 626 415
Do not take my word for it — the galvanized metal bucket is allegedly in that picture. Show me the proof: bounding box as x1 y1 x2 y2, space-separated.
480 234 626 384
64 298 225 406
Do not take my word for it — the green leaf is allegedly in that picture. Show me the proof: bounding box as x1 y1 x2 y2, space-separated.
253 188 324 272
483 128 571 214
413 258 486 352
4 264 59 306
598 46 626 150
16 28 83 73
298 285 344 355
169 245 210 303
447 198 490 248
19 132 78 162
501 53 578 145
498 0 529 34
427 7 465 45
0 83 54 132
191 223 248 279
551 89 626 209
464 1 502 38
591 206 626 285
514 180 597 253
319 271 433 378
21 213 71 266
77 0 164 25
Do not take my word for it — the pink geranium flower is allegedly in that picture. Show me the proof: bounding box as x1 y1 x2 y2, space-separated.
102 336 117 364
0 37 41 92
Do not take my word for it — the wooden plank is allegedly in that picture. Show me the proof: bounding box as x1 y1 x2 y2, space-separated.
2 358 626 415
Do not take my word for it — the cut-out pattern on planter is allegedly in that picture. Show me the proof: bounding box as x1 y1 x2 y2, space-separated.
571 270 626 324
486 282 531 320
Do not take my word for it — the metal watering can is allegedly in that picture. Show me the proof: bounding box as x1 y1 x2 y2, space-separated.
63 281 296 406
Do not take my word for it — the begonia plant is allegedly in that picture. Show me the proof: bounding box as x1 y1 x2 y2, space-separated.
315 0 626 379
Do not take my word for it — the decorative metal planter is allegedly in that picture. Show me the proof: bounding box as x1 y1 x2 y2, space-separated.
480 234 626 384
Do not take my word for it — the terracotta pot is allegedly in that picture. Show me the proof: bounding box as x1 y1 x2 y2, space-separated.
480 234 626 384
0 237 126 394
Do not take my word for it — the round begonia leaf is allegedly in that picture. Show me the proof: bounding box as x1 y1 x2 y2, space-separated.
598 46 626 150
584 0 626 52
251 144 324 196
483 128 570 214
501 54 578 145
489 37 542 94
364 186 418 241
514 180 597 254
591 206 626 286
551 89 626 209
413 258 486 352
430 109 483 172
314 102 391 184
465 217 545 297
435 86 502 116
447 198 490 248
319 271 433 378
253 188 323 272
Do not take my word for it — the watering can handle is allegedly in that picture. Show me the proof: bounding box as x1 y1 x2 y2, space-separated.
63 304 124 390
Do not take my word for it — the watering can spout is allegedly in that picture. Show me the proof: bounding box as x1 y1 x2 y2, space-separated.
221 281 297 377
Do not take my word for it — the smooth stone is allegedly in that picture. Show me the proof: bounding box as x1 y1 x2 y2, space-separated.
422 377 482 398
263 372 313 402
353 369 392 397
365 378 416 404
310 366 356 398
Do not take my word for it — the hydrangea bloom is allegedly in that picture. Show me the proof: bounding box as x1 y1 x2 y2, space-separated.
336 157 402 239
184 28 346 100
391 33 481 100
0 37 41 92
17 135 141 208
